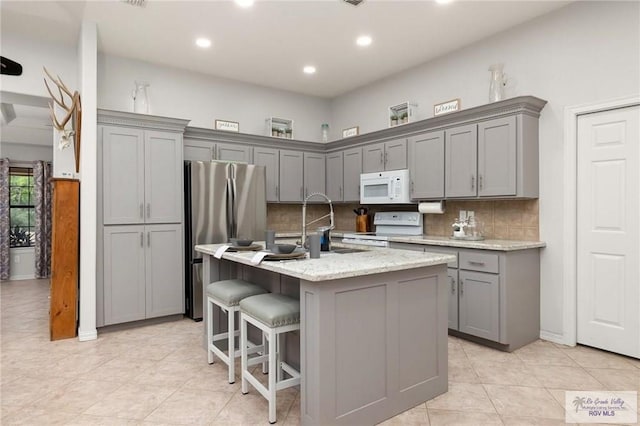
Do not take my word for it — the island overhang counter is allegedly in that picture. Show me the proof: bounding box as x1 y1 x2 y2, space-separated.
196 243 455 425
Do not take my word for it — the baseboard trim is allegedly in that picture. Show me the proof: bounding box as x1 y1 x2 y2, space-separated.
9 274 36 281
77 328 98 341
540 330 574 347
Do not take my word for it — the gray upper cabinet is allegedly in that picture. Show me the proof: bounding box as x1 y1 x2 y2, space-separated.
184 139 214 161
279 150 304 202
478 116 516 197
384 138 408 171
408 131 444 200
326 152 344 202
363 139 407 173
102 126 182 224
144 131 183 224
253 147 280 202
343 147 362 202
445 124 478 198
363 143 385 173
216 143 252 163
102 126 145 225
304 153 326 199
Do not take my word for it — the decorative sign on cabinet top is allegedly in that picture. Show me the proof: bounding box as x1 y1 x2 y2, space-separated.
215 119 239 132
434 98 461 117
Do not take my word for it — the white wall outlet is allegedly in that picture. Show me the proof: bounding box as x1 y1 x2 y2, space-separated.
61 171 73 178
459 210 467 220
13 255 20 264
467 211 475 219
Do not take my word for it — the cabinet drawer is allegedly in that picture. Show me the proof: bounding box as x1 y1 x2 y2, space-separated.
459 251 499 273
424 246 458 268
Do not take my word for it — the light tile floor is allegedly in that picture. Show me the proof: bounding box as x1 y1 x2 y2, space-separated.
1 279 639 425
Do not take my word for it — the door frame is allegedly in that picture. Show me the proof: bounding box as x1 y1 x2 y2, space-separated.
562 95 640 346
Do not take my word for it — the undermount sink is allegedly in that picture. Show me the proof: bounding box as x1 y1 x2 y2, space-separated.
329 247 368 254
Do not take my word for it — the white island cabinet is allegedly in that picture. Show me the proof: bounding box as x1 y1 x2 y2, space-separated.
196 244 454 425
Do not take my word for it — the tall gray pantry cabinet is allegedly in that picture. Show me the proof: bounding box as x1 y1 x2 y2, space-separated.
97 111 190 327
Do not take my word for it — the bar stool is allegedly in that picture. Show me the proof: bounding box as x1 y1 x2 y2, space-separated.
207 279 268 384
239 293 301 424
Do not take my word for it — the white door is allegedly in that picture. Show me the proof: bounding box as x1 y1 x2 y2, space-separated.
577 105 639 358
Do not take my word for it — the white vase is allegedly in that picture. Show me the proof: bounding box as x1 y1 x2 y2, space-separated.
132 81 150 114
488 64 507 103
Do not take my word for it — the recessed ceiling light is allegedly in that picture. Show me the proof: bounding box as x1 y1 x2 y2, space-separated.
356 35 372 47
235 0 254 8
195 38 211 48
435 0 452 4
303 66 316 75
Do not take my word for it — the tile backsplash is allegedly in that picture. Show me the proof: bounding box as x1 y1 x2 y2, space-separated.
267 199 539 241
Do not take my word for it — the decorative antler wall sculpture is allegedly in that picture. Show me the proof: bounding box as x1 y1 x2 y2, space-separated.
43 67 82 173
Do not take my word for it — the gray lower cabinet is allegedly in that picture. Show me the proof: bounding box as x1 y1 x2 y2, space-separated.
408 130 444 199
253 147 279 202
279 150 304 202
103 224 184 326
447 268 458 330
102 126 182 225
363 139 407 173
390 242 540 351
303 152 325 198
343 147 362 202
458 270 500 341
326 151 343 202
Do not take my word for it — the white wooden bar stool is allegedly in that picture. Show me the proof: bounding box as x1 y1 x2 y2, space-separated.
206 279 268 384
239 293 301 424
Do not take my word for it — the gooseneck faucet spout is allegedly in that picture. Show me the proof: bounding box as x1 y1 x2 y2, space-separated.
300 192 334 248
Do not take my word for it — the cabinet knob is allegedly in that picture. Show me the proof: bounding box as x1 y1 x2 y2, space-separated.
479 174 484 190
460 279 464 295
147 232 151 247
450 277 455 294
380 151 383 165
140 232 143 247
146 203 151 219
384 151 388 165
471 175 475 191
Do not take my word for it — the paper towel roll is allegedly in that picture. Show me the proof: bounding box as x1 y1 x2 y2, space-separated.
418 201 445 214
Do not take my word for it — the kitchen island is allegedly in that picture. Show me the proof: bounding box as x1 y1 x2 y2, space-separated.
196 243 455 425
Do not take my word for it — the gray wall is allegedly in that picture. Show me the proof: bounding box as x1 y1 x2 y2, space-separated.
330 1 640 340
97 54 332 142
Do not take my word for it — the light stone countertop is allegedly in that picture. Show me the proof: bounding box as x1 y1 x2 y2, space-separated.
387 235 546 251
195 242 455 282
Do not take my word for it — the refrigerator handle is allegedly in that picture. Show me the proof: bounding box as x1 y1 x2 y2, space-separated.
226 177 235 239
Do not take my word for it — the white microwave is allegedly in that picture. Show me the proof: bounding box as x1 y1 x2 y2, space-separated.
360 169 412 204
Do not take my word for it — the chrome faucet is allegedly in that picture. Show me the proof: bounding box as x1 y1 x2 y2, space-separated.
300 192 334 247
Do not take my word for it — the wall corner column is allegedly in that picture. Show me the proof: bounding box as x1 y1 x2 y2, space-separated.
77 20 98 341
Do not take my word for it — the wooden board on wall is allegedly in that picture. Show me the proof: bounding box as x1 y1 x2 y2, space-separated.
50 178 80 341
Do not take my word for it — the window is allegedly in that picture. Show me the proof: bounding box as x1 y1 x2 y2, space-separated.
9 167 35 248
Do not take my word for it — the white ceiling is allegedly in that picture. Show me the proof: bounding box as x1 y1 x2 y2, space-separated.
1 0 570 99
1 0 570 146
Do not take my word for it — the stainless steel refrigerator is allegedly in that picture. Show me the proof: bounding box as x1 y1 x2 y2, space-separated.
184 161 267 320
